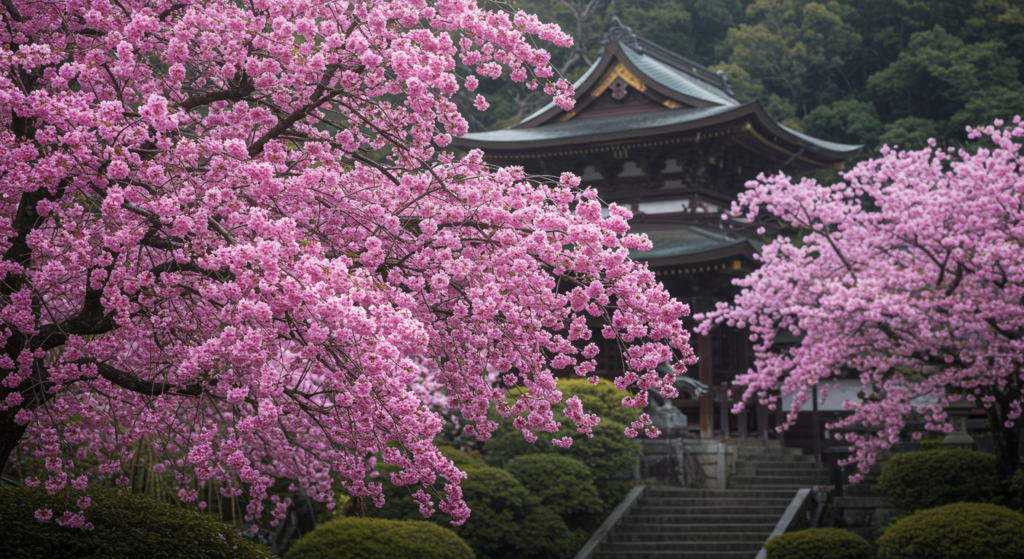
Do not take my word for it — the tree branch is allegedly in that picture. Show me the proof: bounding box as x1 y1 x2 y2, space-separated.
157 3 188 21
79 358 205 397
177 75 255 112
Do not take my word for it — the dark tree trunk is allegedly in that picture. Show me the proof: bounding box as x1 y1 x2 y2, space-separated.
989 395 1022 485
0 408 28 474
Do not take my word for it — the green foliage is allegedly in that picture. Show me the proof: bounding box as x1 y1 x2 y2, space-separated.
0 486 270 559
764 528 872 559
803 99 884 146
555 378 637 425
504 454 603 519
878 448 1000 511
437 445 487 470
283 517 473 559
483 379 641 479
718 0 861 114
877 117 943 150
1010 466 1024 511
376 449 570 559
877 503 1024 559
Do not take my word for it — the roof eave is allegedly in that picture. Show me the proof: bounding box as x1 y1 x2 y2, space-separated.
635 239 760 267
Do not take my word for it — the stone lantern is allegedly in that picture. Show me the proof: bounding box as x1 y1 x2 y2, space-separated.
942 396 976 449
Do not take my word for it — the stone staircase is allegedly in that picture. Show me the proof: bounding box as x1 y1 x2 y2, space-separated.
592 487 795 559
581 442 830 559
728 441 829 491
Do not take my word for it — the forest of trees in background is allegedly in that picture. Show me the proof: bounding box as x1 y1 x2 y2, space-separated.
469 0 1024 159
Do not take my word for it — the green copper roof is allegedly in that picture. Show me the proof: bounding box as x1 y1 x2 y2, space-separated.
779 124 864 154
618 42 737 107
461 104 738 147
628 226 763 262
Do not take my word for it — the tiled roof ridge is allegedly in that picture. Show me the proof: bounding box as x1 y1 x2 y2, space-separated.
601 18 732 96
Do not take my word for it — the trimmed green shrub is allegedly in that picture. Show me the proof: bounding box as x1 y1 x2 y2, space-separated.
483 379 642 479
484 418 641 479
1009 466 1024 511
765 528 872 559
878 448 999 510
283 516 473 559
437 445 487 469
0 486 270 559
504 454 603 518
553 378 638 425
376 451 570 559
877 502 1024 559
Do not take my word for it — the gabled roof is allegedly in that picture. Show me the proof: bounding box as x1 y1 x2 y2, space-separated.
453 22 861 165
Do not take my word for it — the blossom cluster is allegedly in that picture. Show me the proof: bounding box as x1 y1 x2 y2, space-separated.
0 0 692 527
698 120 1024 478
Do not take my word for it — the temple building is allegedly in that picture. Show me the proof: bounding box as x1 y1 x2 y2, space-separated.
452 23 861 441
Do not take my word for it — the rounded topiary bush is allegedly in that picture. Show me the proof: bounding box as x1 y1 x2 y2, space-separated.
376 451 570 559
283 517 473 559
878 448 999 510
877 502 1024 559
504 454 603 518
0 486 270 559
1010 466 1024 511
764 528 872 559
483 379 642 480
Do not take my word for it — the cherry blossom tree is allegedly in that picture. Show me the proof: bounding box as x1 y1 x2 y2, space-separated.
0 0 694 529
698 121 1024 483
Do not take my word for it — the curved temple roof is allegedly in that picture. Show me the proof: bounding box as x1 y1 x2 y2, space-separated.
628 226 763 265
454 23 861 165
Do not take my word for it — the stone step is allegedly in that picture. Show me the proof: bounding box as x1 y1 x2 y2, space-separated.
730 475 826 485
622 513 782 525
645 489 798 498
595 551 762 559
728 484 814 491
748 461 825 470
633 505 790 515
607 532 770 543
612 523 777 534
736 446 804 455
638 497 794 507
735 466 826 475
600 541 765 553
735 453 816 462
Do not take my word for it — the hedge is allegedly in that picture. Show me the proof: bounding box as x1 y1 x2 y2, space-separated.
483 379 642 479
764 528 873 559
877 502 1024 559
878 448 999 510
375 450 570 559
1011 466 1024 511
504 454 603 518
484 419 640 479
283 517 473 559
0 486 270 559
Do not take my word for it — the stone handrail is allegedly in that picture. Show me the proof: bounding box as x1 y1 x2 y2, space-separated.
754 487 813 559
573 485 646 559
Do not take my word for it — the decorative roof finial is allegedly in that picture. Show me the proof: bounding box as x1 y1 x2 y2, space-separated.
603 16 641 52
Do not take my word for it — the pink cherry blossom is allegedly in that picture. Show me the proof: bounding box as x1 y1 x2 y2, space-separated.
699 120 1024 480
0 0 693 528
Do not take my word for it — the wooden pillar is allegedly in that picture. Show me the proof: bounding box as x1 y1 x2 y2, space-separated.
699 333 713 439
775 399 785 443
813 384 821 463
757 403 769 442
719 382 730 438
